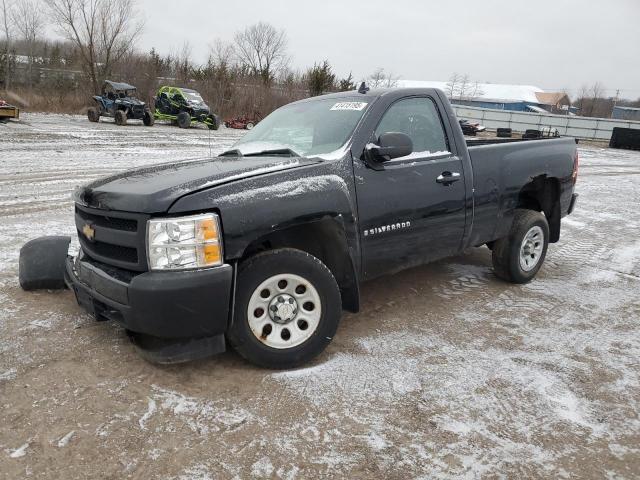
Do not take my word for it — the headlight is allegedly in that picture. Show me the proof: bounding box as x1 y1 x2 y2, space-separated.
147 213 223 270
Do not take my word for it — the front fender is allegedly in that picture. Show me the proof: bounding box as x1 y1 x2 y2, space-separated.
167 161 360 264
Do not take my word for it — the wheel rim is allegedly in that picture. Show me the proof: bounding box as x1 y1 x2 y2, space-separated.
246 123 254 130
247 273 321 349
519 226 544 271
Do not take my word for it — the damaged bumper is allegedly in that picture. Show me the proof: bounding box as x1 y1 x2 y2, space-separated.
64 253 233 362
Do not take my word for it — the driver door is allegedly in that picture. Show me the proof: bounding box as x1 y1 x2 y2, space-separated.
354 96 467 279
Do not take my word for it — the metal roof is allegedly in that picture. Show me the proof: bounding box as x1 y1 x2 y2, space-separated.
103 80 136 91
614 106 640 112
397 80 548 104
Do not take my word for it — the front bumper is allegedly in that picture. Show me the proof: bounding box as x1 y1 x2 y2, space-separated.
65 253 233 340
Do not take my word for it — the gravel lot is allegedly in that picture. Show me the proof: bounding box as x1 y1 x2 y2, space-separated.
1 114 639 479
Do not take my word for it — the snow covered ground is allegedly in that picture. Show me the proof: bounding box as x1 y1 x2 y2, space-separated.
0 113 639 478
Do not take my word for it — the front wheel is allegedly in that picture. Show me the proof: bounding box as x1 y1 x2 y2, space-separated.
228 249 342 369
492 209 549 284
114 109 127 126
177 111 191 129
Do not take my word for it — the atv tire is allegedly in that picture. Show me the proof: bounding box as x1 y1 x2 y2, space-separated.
19 236 71 291
207 114 221 130
177 112 191 129
115 110 127 126
246 122 255 130
87 107 100 123
143 110 155 126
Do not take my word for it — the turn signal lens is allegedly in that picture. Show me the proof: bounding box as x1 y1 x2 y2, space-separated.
201 244 221 264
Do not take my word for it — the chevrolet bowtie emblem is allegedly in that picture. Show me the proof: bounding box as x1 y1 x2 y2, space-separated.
82 223 95 241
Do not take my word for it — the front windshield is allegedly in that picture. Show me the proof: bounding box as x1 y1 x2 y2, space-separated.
183 90 205 103
233 98 370 157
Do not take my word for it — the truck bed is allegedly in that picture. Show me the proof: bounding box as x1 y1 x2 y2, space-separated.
466 136 577 247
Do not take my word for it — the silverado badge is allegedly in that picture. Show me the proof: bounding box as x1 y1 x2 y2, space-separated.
82 223 95 241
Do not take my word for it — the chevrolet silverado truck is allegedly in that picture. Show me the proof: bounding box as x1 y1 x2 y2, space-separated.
19 87 579 368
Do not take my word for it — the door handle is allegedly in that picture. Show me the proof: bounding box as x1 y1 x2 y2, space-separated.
436 171 461 185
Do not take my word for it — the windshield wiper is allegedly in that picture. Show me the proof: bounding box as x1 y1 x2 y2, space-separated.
243 148 301 158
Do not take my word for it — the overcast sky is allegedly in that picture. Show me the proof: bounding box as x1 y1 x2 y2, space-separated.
132 0 639 98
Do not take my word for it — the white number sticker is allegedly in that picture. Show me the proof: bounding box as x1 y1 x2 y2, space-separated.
330 102 368 111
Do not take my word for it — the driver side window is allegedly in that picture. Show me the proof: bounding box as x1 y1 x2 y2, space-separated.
375 97 448 155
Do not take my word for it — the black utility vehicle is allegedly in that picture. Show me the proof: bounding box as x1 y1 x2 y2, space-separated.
88 81 154 126
22 88 579 368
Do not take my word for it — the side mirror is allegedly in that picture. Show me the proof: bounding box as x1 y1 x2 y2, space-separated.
368 132 413 162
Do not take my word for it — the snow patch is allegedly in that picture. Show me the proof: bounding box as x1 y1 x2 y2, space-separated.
8 442 29 458
56 431 75 448
138 397 157 430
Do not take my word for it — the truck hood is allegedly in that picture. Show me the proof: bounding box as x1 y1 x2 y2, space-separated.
77 156 321 213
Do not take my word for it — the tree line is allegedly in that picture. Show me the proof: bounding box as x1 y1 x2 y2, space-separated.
1 0 635 118
0 0 400 117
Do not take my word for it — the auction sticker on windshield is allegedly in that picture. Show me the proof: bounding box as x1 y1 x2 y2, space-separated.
330 102 368 111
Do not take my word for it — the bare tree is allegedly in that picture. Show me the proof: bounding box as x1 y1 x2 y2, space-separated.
366 67 399 89
209 38 235 68
457 73 470 100
233 22 288 85
172 41 192 85
575 84 589 114
446 72 460 98
1 0 13 90
46 0 143 94
468 81 484 100
12 0 45 88
587 81 605 116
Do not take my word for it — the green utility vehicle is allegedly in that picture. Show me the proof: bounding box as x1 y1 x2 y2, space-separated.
154 86 221 129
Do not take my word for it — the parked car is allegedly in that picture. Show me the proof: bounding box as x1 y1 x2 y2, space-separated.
88 80 154 126
0 99 19 122
154 86 220 129
20 87 579 368
225 114 262 130
459 118 486 136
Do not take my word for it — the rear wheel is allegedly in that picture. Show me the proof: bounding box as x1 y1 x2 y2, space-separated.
177 111 191 129
207 114 220 130
143 109 154 126
87 107 100 123
492 209 549 284
228 248 342 369
245 122 255 130
114 109 127 126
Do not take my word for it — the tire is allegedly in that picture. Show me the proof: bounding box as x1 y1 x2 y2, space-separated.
177 111 191 129
143 110 154 126
245 122 254 130
228 248 342 369
497 128 512 138
115 110 127 126
19 236 71 290
492 209 549 284
523 129 541 139
207 114 220 130
87 107 100 123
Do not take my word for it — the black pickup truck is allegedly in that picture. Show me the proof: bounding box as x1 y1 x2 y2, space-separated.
20 87 579 367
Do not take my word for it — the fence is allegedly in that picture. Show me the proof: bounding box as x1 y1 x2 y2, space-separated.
452 104 640 141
